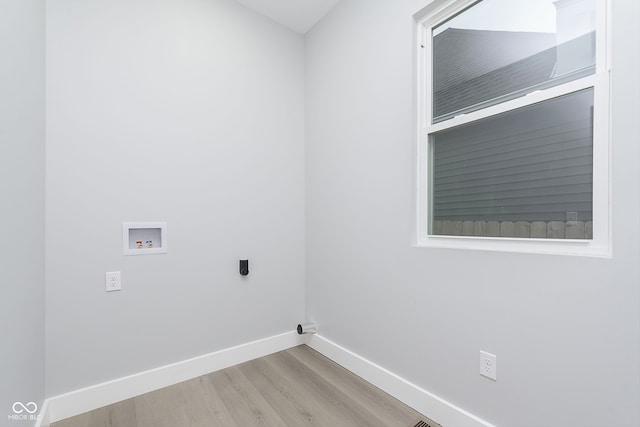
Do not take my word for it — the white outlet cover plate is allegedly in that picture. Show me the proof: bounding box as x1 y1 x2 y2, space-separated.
105 271 122 292
480 350 497 381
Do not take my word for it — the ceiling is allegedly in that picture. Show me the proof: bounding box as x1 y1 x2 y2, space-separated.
233 0 342 34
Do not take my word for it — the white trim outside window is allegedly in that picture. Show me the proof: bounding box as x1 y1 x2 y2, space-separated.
414 0 611 257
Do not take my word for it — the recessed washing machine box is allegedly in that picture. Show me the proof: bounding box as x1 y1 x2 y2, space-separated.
122 222 167 255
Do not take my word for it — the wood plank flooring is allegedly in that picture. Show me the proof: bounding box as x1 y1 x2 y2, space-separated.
52 345 430 427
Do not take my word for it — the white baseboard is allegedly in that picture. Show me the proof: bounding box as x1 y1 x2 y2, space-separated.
43 331 304 424
34 399 50 427
37 331 492 427
305 334 495 427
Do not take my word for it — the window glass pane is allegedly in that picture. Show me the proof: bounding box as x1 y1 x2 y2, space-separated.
430 89 593 239
432 0 596 122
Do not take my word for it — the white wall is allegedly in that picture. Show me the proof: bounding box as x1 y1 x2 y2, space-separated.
0 0 46 422
46 0 305 396
305 0 640 426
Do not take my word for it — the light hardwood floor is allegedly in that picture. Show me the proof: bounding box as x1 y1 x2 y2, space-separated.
52 345 433 427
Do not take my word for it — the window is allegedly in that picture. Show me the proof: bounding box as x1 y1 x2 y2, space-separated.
415 0 610 256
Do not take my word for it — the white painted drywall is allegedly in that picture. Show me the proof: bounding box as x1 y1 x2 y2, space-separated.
233 0 341 34
305 0 640 425
46 0 305 396
0 0 46 422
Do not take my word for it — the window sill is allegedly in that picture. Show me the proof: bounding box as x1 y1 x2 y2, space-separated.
413 235 611 258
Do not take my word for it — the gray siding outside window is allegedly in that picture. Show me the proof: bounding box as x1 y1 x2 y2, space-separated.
432 88 593 225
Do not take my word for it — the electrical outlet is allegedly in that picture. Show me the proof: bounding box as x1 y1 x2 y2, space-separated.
480 351 496 381
105 271 121 292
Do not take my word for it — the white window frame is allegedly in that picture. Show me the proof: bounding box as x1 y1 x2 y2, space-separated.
414 0 611 257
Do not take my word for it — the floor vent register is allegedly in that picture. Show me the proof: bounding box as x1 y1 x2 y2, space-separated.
414 418 443 427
